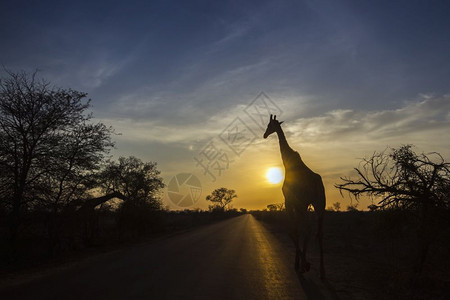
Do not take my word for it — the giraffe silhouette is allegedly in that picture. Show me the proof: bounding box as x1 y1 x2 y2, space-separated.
264 114 326 279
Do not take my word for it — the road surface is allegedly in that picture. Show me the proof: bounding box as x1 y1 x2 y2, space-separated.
0 214 322 299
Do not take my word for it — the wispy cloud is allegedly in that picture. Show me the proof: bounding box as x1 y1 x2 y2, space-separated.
77 58 125 89
287 95 450 146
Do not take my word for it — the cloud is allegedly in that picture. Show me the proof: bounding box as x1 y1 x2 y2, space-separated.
77 59 124 89
100 118 216 145
287 94 450 146
98 94 450 163
96 101 248 148
210 21 252 49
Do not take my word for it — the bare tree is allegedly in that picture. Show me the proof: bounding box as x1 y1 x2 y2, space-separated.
336 145 450 275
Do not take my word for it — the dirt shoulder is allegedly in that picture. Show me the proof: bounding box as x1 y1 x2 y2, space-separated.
256 211 450 300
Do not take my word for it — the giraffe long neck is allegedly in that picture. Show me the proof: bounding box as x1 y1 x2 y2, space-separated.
276 127 295 166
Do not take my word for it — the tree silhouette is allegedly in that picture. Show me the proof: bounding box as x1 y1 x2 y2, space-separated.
336 145 450 276
0 70 114 243
346 203 359 212
206 187 237 211
267 203 284 211
99 156 165 234
100 156 164 206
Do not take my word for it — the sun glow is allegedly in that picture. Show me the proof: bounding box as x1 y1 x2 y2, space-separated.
266 167 283 184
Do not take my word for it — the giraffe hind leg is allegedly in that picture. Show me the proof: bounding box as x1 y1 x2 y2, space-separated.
287 212 302 271
317 212 325 279
291 230 301 270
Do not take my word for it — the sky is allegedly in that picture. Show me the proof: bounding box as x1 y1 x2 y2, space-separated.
1 0 450 210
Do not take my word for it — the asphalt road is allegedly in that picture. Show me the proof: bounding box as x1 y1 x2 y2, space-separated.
0 214 317 300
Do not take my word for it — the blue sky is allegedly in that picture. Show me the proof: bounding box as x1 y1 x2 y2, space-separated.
1 0 450 209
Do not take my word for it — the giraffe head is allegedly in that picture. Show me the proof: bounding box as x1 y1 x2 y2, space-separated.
263 114 284 138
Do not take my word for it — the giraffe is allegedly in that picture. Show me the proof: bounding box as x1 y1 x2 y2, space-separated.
263 114 326 279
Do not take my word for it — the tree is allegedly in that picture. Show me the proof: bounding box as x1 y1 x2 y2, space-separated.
100 156 164 207
336 145 450 210
336 145 450 275
36 121 114 211
267 203 285 211
267 204 277 211
99 156 165 234
206 188 237 211
0 70 114 242
346 203 359 212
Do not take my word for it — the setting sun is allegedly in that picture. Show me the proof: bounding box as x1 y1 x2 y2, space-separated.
266 167 283 184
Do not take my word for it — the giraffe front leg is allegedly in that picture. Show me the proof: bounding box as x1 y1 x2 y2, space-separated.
286 204 302 271
297 214 313 274
290 230 300 270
